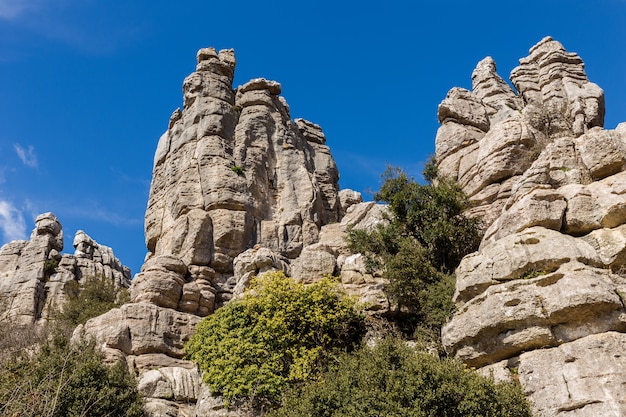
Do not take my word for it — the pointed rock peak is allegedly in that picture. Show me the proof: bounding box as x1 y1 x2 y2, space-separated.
34 212 62 237
471 56 522 123
511 36 604 136
195 47 236 77
527 35 565 57
473 56 497 74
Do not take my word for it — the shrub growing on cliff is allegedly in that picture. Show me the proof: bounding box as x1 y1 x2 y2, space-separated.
348 162 480 339
269 338 532 417
0 333 143 417
184 271 365 407
57 275 129 327
0 276 142 417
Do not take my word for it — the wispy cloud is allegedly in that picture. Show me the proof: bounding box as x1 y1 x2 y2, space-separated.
0 0 42 20
14 144 38 168
0 1 145 55
0 200 27 242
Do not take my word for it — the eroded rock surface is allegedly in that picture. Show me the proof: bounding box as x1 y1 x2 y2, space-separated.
145 47 341 296
80 47 387 417
439 37 626 417
0 213 130 326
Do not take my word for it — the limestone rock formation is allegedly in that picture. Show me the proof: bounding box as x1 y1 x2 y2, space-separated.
438 37 626 416
145 47 341 303
0 213 131 326
79 47 384 417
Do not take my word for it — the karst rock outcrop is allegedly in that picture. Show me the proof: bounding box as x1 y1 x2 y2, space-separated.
79 48 386 416
0 212 131 326
439 36 626 416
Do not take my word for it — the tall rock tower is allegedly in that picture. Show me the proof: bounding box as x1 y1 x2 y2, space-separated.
79 47 359 416
143 47 341 307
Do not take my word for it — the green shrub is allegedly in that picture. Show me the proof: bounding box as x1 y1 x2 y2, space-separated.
0 333 143 417
231 165 244 176
57 275 129 327
43 258 59 278
0 274 141 416
347 162 480 340
269 338 532 417
184 272 365 406
372 164 481 273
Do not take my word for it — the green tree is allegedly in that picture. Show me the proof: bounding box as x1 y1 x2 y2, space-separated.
348 162 481 340
184 271 365 407
0 333 143 417
269 338 532 417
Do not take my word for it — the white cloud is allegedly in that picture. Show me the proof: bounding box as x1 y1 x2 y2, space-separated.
0 200 27 242
14 144 38 168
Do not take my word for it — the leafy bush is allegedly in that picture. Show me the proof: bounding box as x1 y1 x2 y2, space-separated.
348 163 480 339
372 163 481 273
0 333 143 417
184 271 365 406
269 338 532 417
57 275 130 326
0 276 142 417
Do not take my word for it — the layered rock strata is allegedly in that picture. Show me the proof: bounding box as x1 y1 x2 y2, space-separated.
439 37 626 416
145 47 341 307
0 213 131 326
80 47 388 416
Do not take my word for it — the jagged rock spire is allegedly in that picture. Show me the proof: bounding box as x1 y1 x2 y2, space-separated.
145 47 341 293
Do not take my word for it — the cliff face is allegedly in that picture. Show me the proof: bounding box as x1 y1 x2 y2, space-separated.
0 212 131 326
144 47 342 307
75 38 626 417
438 37 626 416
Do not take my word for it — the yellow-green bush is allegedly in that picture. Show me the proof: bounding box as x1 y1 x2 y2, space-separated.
184 272 365 406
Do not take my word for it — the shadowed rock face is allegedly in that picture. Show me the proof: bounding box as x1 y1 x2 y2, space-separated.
438 37 626 416
145 47 341 293
0 213 131 326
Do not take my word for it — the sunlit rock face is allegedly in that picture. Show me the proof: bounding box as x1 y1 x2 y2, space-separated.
144 47 341 301
439 37 626 416
0 213 130 326
76 47 390 417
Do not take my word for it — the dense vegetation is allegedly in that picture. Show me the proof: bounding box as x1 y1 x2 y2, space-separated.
184 272 365 407
270 338 531 417
57 274 130 326
348 163 481 341
0 276 142 417
184 163 531 416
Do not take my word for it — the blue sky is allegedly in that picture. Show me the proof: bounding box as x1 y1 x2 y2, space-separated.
1 0 625 275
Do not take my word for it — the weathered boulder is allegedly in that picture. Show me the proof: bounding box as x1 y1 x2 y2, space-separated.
517 332 626 417
231 246 289 297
